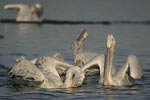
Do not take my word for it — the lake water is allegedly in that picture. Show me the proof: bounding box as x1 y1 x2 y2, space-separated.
0 0 150 100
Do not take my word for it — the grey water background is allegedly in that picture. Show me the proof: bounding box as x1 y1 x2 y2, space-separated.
0 0 150 100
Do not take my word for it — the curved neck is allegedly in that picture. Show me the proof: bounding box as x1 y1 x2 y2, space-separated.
72 42 84 64
72 43 83 54
64 69 76 88
103 47 114 85
81 54 105 79
72 30 87 64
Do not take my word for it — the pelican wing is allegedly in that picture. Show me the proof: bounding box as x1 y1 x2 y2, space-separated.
35 56 74 76
54 57 74 75
127 55 144 79
8 59 45 86
4 4 29 11
114 55 144 80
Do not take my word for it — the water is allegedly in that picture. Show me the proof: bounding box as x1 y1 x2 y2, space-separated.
0 0 150 100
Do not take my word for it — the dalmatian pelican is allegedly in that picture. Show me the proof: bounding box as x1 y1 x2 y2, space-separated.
72 30 102 75
81 34 143 86
72 29 98 67
4 3 43 22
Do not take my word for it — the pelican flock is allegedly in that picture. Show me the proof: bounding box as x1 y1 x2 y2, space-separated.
8 31 144 88
4 3 43 22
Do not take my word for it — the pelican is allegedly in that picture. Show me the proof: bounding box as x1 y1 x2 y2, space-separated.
8 56 85 88
81 34 143 86
72 29 98 67
4 3 43 22
72 30 101 75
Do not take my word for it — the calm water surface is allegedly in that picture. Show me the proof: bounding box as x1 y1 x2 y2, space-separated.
0 0 150 100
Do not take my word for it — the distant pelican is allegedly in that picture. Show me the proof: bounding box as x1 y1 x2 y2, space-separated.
8 56 85 88
81 34 143 86
4 3 43 22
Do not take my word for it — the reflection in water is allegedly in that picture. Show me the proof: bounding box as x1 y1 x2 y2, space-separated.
18 24 33 33
17 23 42 34
105 88 114 100
65 87 84 93
105 88 114 95
16 23 43 45
101 84 143 100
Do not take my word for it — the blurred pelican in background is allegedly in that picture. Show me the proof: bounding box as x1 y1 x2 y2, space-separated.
4 3 43 22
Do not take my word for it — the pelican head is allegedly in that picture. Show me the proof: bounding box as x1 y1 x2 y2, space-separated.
107 34 116 49
52 52 64 60
72 29 88 51
35 57 49 71
31 3 43 17
64 67 85 88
